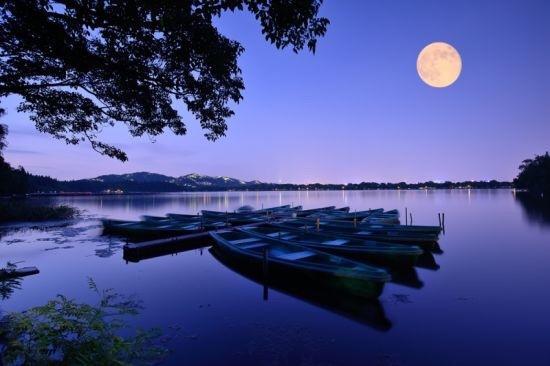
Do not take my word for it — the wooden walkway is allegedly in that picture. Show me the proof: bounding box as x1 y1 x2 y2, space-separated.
122 224 259 262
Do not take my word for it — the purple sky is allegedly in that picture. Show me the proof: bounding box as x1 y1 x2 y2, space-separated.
2 0 550 183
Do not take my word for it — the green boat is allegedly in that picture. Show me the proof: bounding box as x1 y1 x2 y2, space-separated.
201 204 293 218
209 229 390 299
101 218 204 238
291 217 441 238
240 226 423 268
275 220 439 249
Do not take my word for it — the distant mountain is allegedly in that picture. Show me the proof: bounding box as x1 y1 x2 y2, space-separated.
27 172 265 193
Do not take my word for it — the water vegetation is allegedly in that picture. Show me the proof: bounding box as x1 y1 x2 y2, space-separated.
0 279 169 365
0 200 77 223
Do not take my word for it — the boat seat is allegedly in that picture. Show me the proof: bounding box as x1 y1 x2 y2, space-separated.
241 242 268 249
356 231 373 235
280 235 298 240
274 250 315 260
156 225 173 229
266 232 289 237
229 238 261 245
322 239 349 246
183 225 199 230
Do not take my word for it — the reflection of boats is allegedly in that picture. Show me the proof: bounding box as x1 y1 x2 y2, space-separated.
210 230 390 299
0 266 39 280
210 247 392 331
240 226 423 268
416 250 440 270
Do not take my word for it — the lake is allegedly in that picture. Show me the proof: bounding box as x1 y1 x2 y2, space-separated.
1 189 550 365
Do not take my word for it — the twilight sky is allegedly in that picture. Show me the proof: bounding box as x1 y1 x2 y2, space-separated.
2 0 550 183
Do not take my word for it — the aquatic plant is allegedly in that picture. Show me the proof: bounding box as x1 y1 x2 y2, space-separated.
0 279 168 365
0 201 77 223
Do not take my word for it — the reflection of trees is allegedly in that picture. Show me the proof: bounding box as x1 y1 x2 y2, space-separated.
515 192 550 227
0 278 22 300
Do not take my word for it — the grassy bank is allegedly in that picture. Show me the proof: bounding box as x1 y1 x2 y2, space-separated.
0 200 77 223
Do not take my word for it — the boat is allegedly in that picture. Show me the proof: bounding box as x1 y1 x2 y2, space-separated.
102 218 204 238
294 206 337 217
201 204 292 218
275 220 439 249
288 217 441 238
240 226 423 268
307 208 385 221
0 266 40 280
209 229 390 299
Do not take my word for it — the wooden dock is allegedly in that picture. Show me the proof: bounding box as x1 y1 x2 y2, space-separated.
122 224 261 263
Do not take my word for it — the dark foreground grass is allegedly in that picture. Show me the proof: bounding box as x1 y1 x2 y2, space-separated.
0 200 77 223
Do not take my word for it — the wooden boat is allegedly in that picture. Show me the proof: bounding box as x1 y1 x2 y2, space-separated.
308 208 385 221
290 217 441 238
275 220 439 249
0 266 39 280
209 229 390 299
240 226 423 268
359 222 441 235
294 206 337 217
202 204 292 218
102 218 204 238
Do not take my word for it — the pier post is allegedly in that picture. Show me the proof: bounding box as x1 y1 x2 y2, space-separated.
438 213 442 228
405 207 408 226
263 248 269 278
442 213 446 230
263 248 269 301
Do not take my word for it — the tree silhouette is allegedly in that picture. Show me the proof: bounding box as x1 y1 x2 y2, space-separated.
0 1 329 161
514 152 550 197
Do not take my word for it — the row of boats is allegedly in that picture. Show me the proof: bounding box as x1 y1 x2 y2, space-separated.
102 204 443 299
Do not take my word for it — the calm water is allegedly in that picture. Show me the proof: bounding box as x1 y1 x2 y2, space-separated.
1 190 550 365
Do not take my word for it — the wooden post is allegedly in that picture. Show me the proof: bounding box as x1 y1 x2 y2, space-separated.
442 213 445 229
263 248 269 277
263 247 269 301
405 207 408 226
438 213 442 228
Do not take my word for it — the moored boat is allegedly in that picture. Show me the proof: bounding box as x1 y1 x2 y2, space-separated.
274 220 439 249
240 226 423 268
209 229 390 299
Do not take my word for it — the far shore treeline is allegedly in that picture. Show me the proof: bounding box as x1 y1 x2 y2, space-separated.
1 169 512 196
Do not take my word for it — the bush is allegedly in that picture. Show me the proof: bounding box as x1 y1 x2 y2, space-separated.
0 279 169 365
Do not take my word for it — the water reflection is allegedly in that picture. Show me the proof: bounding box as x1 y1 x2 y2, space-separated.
0 277 22 300
209 247 392 331
515 192 550 227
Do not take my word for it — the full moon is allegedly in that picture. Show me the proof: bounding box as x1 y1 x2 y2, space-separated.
417 42 462 88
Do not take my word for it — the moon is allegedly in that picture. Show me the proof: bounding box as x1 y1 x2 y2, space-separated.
417 42 462 88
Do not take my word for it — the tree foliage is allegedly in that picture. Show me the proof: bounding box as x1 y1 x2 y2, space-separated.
0 0 329 161
514 152 550 196
514 152 550 197
0 278 169 365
